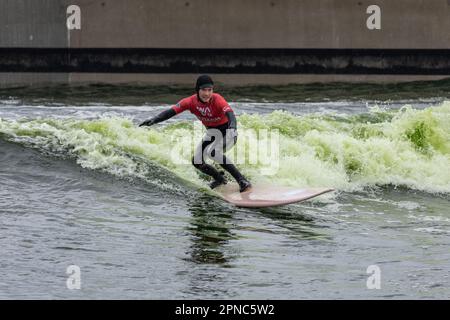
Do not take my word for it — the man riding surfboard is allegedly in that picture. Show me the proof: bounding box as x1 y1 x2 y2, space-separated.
139 75 252 193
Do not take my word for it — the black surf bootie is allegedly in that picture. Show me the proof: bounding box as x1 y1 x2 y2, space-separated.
209 171 227 189
238 179 252 193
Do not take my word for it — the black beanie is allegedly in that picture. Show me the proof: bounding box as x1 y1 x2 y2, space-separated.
195 75 214 91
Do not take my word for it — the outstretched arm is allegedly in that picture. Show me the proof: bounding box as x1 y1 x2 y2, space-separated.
139 108 176 127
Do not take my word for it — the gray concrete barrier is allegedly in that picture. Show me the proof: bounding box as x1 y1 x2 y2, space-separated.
1 0 449 86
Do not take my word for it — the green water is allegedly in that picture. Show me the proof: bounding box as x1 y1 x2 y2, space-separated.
1 101 449 194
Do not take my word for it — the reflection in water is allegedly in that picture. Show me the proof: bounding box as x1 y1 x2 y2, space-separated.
253 204 332 242
181 192 332 298
185 192 330 267
185 194 238 265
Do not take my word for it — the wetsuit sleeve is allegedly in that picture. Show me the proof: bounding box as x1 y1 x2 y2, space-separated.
172 97 192 114
225 111 237 129
152 108 176 124
139 108 176 126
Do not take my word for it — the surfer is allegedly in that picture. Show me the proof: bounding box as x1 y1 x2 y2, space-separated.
139 75 252 192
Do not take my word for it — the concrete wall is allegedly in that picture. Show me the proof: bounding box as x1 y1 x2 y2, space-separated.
67 0 450 49
0 0 67 47
0 0 449 87
0 0 69 85
2 0 450 49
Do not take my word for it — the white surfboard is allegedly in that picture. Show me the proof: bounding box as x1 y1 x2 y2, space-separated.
215 184 334 208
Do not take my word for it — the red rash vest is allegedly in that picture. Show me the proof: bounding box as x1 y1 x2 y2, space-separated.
171 93 233 127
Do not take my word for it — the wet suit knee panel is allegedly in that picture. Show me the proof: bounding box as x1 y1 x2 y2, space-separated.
191 157 222 180
191 138 222 180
